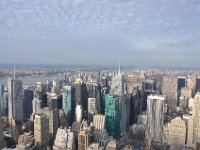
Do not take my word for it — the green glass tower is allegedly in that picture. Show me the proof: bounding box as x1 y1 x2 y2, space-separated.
105 95 120 139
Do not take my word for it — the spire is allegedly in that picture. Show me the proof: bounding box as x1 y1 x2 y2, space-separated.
118 57 121 75
14 64 16 80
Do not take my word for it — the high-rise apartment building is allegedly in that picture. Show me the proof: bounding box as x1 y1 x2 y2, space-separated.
8 78 23 122
146 95 165 143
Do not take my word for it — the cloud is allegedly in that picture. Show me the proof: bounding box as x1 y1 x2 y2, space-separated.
0 0 200 67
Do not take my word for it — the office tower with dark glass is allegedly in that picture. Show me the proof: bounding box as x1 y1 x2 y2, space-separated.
8 78 23 122
62 85 76 124
146 95 165 143
0 85 7 115
23 89 33 119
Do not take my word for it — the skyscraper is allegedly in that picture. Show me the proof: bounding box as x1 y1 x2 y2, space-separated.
8 78 23 122
62 85 76 124
32 97 42 114
23 89 33 119
34 113 49 147
193 92 200 144
88 98 98 122
53 128 75 150
196 77 200 92
93 114 106 130
40 107 59 144
105 95 120 139
0 85 7 115
76 104 83 123
75 83 88 119
162 75 178 110
177 76 186 90
0 111 3 149
146 95 165 143
105 64 126 138
78 130 90 150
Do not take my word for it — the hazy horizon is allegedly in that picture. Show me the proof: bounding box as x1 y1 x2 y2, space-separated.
0 0 200 67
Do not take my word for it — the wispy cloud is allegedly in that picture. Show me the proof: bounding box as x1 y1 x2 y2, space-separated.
0 0 200 66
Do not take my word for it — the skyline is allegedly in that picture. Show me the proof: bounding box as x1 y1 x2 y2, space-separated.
0 0 200 67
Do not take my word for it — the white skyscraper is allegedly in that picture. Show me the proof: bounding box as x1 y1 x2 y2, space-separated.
8 78 23 121
146 95 165 143
93 114 105 130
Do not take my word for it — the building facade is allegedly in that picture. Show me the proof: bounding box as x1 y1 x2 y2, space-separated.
8 79 23 121
146 95 165 143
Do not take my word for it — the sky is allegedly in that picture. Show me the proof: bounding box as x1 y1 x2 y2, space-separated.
0 0 200 67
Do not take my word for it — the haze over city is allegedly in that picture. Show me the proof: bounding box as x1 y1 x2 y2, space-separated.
0 0 200 67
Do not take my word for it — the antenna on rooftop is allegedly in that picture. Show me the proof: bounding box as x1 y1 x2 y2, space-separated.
14 64 16 79
118 57 121 75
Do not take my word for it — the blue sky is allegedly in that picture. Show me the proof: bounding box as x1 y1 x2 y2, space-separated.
0 0 200 67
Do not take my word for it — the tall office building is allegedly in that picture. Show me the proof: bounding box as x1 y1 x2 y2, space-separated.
32 97 42 114
187 74 196 97
23 89 33 119
62 85 76 124
146 95 165 143
78 130 90 150
93 114 105 130
105 95 120 139
34 114 49 147
196 77 200 91
47 96 59 110
53 128 75 150
105 65 125 139
40 107 59 143
0 85 4 113
162 75 178 110
76 104 83 123
87 84 97 98
0 85 7 115
75 83 88 119
193 92 200 144
163 117 186 148
88 98 98 122
178 76 186 90
0 112 3 149
8 78 23 122
100 86 107 114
